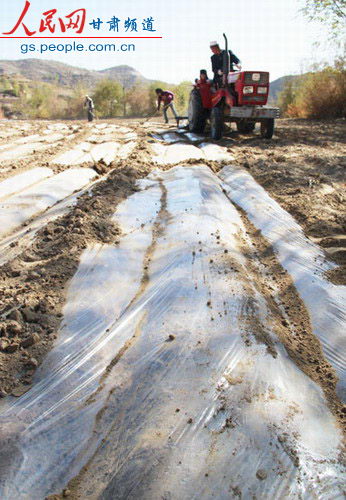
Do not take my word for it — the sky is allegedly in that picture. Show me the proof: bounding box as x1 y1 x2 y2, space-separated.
0 0 338 83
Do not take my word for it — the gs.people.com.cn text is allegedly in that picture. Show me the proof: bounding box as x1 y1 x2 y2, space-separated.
20 41 136 54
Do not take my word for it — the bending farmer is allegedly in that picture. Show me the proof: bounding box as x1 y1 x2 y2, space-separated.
155 88 179 124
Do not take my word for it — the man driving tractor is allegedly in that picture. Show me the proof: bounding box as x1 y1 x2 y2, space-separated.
187 33 278 140
210 41 241 88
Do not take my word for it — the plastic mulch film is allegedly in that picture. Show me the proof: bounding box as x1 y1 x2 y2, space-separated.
0 127 69 162
51 139 135 166
0 165 344 499
151 141 234 164
151 142 205 164
0 142 49 162
220 165 346 402
0 168 97 238
0 168 52 201
0 171 106 267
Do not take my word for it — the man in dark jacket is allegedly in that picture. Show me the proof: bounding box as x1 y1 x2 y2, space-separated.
84 95 95 122
210 41 241 88
155 88 179 124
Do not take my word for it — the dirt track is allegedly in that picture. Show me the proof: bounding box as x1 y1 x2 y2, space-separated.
0 118 345 499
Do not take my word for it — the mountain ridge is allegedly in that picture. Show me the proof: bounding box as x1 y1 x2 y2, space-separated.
0 58 295 99
0 59 152 89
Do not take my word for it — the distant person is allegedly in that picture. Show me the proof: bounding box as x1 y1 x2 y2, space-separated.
209 41 241 88
84 95 94 122
155 88 179 125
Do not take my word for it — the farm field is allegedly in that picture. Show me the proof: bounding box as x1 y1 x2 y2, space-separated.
0 117 345 499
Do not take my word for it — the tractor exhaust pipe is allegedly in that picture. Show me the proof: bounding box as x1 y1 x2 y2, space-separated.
222 33 230 88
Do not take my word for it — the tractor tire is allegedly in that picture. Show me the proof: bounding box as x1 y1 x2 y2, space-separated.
188 90 207 133
210 106 224 140
260 118 274 139
236 120 255 133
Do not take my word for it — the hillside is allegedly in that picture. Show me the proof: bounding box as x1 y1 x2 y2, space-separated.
0 59 151 89
269 74 304 102
99 65 152 87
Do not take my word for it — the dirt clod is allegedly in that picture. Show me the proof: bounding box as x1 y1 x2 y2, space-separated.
20 332 40 348
5 343 19 353
256 469 267 480
25 357 38 368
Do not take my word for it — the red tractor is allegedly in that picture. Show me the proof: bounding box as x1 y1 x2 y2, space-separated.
188 34 279 140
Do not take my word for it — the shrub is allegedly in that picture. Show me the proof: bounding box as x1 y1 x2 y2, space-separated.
14 83 66 119
278 62 346 118
126 84 152 116
65 84 90 119
294 67 346 118
92 79 123 118
172 81 192 114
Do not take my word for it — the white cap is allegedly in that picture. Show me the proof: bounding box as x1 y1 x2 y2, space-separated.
209 41 218 47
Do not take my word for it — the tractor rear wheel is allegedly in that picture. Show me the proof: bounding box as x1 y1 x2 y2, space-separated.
210 106 224 140
188 89 207 133
260 118 274 139
236 120 255 133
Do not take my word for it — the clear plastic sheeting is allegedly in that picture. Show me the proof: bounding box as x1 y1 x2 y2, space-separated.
0 143 15 152
11 135 42 145
88 125 137 142
0 166 344 499
44 123 69 132
0 142 49 162
0 129 70 161
87 133 137 144
151 142 205 164
161 132 184 143
150 133 164 141
0 168 97 238
150 128 170 135
52 140 135 166
220 165 346 401
92 124 136 138
183 131 204 142
152 130 203 143
0 168 52 200
14 133 65 144
0 172 105 266
151 142 234 165
51 141 92 165
199 142 235 162
0 123 32 139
